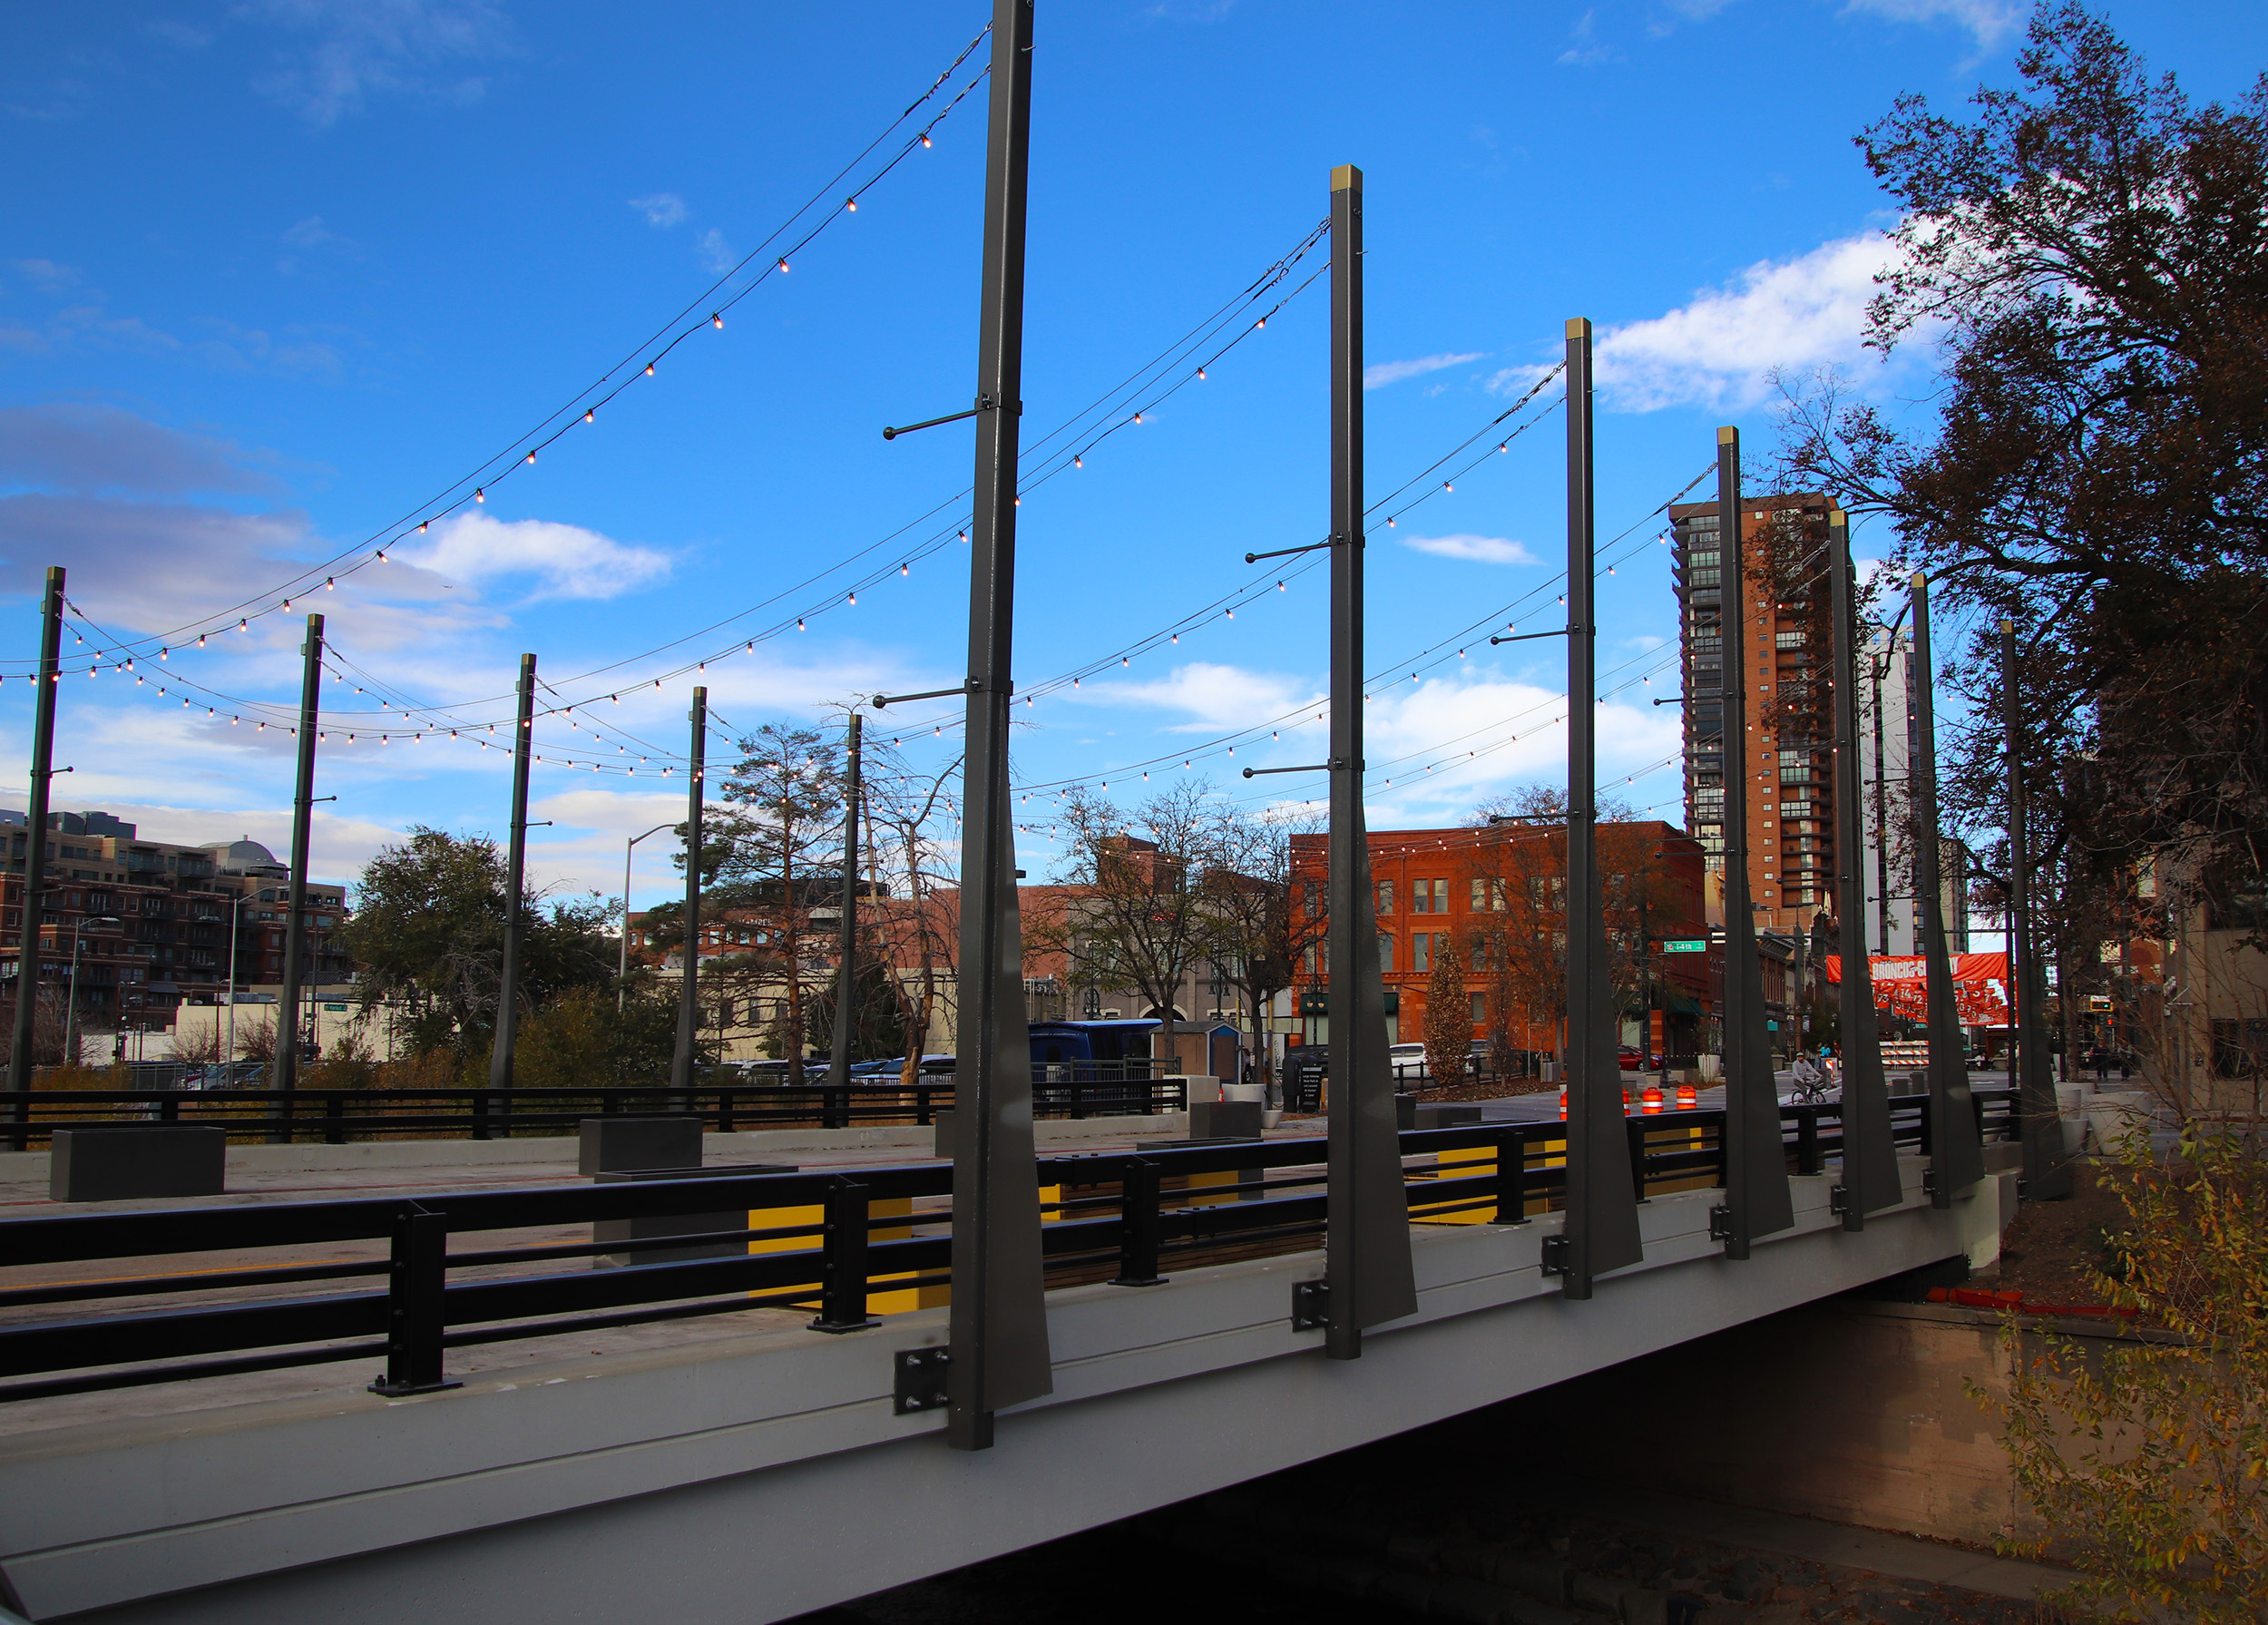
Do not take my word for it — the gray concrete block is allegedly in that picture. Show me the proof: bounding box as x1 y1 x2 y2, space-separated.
577 1115 702 1176
1188 1100 1263 1139
1416 1104 1485 1129
49 1127 225 1201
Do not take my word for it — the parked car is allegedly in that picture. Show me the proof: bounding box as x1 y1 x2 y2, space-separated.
1617 1046 1667 1072
1388 1043 1428 1082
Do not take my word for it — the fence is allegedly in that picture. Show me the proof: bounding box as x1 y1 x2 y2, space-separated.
0 1090 2021 1403
0 1077 1189 1150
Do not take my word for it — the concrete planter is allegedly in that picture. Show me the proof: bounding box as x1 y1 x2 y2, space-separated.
49 1126 225 1202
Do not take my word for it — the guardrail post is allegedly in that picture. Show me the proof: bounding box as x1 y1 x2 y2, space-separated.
1626 1115 1650 1203
159 1095 181 1125
808 1177 877 1333
718 1089 735 1134
1069 1080 1087 1121
916 1086 933 1127
822 1085 847 1131
1494 1127 1530 1225
324 1091 346 1146
368 1202 460 1395
1110 1159 1166 1286
1795 1107 1822 1176
470 1088 490 1141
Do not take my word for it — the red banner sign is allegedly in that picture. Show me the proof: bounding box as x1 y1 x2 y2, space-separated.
1823 954 2009 1026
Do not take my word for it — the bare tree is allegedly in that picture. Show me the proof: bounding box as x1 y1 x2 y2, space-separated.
1199 803 1320 1092
1033 782 1232 1072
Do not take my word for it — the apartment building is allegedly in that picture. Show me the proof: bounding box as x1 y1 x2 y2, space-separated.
1669 493 1837 936
0 810 350 1052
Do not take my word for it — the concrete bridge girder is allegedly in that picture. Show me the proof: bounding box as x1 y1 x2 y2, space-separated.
5 1157 2014 1624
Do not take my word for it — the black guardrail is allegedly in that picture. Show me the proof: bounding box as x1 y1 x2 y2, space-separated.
0 1077 1189 1150
0 1090 2020 1403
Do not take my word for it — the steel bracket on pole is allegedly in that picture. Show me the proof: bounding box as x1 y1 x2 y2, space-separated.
1291 1279 1331 1331
894 1347 951 1414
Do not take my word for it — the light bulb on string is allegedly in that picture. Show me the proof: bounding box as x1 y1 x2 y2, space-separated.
1072 455 1081 468
899 563 908 576
474 488 484 503
846 197 857 212
711 313 723 328
584 409 594 423
776 259 789 273
920 132 932 148
644 362 654 376
1197 367 1207 380
797 618 806 631
281 599 291 612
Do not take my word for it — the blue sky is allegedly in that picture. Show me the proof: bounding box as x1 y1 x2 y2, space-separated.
4 1 2263 913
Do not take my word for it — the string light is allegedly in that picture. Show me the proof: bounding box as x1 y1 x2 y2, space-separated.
711 313 723 328
474 488 484 503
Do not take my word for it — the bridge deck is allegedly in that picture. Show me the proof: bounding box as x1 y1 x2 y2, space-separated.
0 1152 2014 1625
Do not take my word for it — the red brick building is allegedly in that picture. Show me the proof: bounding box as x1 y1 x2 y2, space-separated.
1288 819 1715 1063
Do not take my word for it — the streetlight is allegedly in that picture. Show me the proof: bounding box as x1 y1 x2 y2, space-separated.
619 824 674 1011
60 915 121 1067
223 891 254 1078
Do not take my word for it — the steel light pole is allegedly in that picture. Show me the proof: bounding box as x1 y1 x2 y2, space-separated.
618 824 674 1012
222 891 251 1075
59 915 121 1067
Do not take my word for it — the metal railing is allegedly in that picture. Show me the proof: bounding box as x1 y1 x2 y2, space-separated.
0 1078 1190 1149
0 1090 2021 1403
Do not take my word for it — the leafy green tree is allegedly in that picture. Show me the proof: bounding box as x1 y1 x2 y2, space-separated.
340 826 614 1056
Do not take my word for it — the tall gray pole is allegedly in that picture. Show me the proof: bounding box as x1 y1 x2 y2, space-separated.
1559 320 1642 1298
2002 620 2070 1200
826 712 863 1090
670 686 707 1099
8 566 64 1139
946 0 1050 1453
270 612 324 1140
1714 426 1794 1257
1907 574 1985 1205
1829 511 1902 1224
484 653 536 1131
1321 164 1417 1356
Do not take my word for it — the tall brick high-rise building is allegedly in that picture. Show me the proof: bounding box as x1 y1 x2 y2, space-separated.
1669 492 1835 936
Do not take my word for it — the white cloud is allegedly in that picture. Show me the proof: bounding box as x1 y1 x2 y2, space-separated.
1558 8 1615 65
1841 0 2022 52
1400 533 1540 566
10 258 81 293
249 0 516 127
1596 230 1901 411
400 512 673 602
630 192 686 229
1364 352 1483 390
696 228 736 273
0 403 275 496
1071 661 1318 735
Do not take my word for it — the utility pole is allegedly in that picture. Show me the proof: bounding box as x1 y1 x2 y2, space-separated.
1321 164 1417 1353
270 612 325 1140
2002 620 2071 1199
1907 574 1985 1206
1559 318 1643 1298
826 712 863 1091
670 686 708 1101
1714 427 1794 1258
1828 511 1901 1225
945 0 1051 1453
7 567 64 1142
482 653 536 1138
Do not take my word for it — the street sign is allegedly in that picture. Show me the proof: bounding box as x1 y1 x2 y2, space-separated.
2087 995 2112 1013
1661 939 1706 954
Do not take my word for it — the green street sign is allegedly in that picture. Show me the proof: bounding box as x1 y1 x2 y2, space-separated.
1661 939 1706 954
